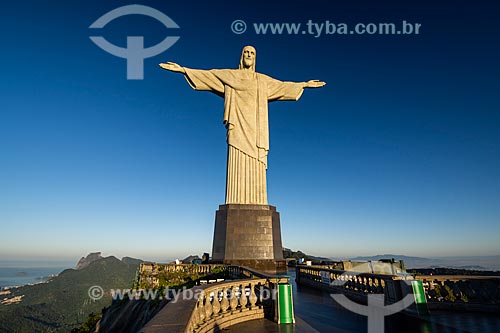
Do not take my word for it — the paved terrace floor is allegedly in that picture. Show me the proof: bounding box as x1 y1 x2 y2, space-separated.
226 269 500 333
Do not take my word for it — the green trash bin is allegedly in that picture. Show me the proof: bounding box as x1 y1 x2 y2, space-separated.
277 283 295 324
411 280 429 315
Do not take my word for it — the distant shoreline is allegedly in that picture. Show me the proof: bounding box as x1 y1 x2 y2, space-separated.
0 267 67 290
1 277 55 291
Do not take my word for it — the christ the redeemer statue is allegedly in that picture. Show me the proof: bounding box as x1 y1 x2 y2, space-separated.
159 46 325 205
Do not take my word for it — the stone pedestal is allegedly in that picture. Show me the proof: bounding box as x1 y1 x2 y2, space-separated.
211 204 286 273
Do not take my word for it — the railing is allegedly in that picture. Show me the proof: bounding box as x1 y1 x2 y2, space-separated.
139 263 227 274
186 278 269 333
415 275 500 313
137 263 227 289
298 265 388 290
296 265 412 304
140 265 288 333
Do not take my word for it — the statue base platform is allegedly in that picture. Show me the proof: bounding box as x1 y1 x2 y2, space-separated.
211 204 286 274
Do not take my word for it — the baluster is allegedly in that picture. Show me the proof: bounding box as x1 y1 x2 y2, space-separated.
229 285 239 310
197 297 206 323
347 275 354 290
204 292 213 319
220 288 230 313
212 289 221 316
239 284 248 308
249 282 258 309
378 279 385 293
256 282 263 307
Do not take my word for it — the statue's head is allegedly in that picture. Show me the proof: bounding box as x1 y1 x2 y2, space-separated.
238 45 256 71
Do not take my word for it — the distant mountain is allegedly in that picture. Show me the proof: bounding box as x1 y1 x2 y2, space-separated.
0 254 142 333
121 257 143 267
346 254 500 271
75 252 103 270
283 248 331 262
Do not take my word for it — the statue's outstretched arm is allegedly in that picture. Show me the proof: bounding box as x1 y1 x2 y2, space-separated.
159 63 225 95
159 62 186 74
303 80 326 88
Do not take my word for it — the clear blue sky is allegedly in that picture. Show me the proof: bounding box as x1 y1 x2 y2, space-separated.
1 0 499 263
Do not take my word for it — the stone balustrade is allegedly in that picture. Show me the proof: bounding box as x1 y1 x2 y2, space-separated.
186 278 269 333
139 263 227 274
296 265 412 304
137 263 227 289
414 275 500 313
140 265 288 333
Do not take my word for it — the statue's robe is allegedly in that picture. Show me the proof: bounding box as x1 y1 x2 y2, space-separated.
183 68 304 204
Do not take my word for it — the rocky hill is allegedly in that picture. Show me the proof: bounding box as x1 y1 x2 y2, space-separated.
75 252 104 270
0 254 142 332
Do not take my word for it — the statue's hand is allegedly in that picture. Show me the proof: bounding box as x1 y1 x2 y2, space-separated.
159 62 186 74
304 80 326 88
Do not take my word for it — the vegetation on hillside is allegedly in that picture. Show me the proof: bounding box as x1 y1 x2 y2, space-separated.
0 256 141 333
79 264 227 333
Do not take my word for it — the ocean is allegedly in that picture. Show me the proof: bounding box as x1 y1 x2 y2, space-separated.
0 261 74 289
